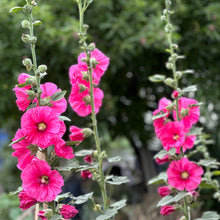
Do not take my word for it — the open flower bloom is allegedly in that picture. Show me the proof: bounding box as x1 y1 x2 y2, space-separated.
78 48 110 84
11 129 34 170
167 157 203 191
69 125 85 145
21 157 64 202
21 106 61 148
18 190 37 211
173 97 200 129
160 205 176 215
60 205 78 219
158 121 186 153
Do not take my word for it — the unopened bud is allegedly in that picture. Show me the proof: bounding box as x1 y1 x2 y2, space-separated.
180 108 190 118
21 20 30 29
172 53 178 61
83 24 89 32
79 84 86 92
83 95 91 105
179 216 186 220
22 58 32 67
21 34 31 43
88 43 96 52
93 150 98 158
23 5 32 14
172 90 179 98
90 58 99 68
26 90 36 101
82 71 89 81
166 62 173 70
213 192 220 199
172 44 178 50
176 71 182 79
165 24 173 33
31 36 37 44
81 128 93 138
101 151 107 159
164 78 175 88
38 65 47 73
93 204 101 212
161 15 166 21
31 1 37 6
166 0 172 6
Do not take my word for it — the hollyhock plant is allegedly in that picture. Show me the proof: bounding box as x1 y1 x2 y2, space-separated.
81 170 92 179
159 121 186 153
78 48 110 84
157 186 171 197
160 205 176 215
167 157 203 191
60 204 78 219
11 129 34 170
38 210 47 220
21 157 64 202
21 106 61 148
173 97 200 129
18 190 37 211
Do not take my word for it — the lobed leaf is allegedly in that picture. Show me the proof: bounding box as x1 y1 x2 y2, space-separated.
154 148 176 159
51 90 66 101
107 156 121 163
194 211 220 220
106 176 129 185
75 150 94 157
149 74 165 82
198 159 220 167
55 192 72 202
72 192 93 205
148 172 167 185
9 6 23 13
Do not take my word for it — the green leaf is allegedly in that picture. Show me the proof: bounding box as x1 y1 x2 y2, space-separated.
148 172 167 185
199 181 218 190
106 176 129 185
105 175 114 181
33 20 42 26
187 126 203 136
149 74 165 82
96 209 118 220
212 170 220 176
55 159 80 171
9 186 23 196
55 192 72 202
9 6 23 13
65 141 81 146
189 102 203 107
26 144 39 155
194 211 220 220
154 148 176 159
182 85 197 92
72 192 93 204
107 156 121 163
58 115 71 122
198 159 220 167
110 199 127 210
51 90 66 101
9 136 25 147
75 150 94 157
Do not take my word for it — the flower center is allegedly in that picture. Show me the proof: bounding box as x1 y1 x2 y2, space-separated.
181 171 189 180
38 122 47 131
173 134 180 141
41 175 49 184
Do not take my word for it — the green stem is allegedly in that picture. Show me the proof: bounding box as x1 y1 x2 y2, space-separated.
183 197 190 220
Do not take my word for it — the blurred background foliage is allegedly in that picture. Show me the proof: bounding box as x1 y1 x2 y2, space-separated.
0 0 220 218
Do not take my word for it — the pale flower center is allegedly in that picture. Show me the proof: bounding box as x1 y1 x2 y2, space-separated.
181 171 189 180
38 122 47 131
173 134 180 141
41 175 49 184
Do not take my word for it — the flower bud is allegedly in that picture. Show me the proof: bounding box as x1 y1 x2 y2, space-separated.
83 24 89 32
38 65 47 73
79 84 86 93
172 90 179 98
176 71 182 79
81 128 93 138
166 62 173 70
180 108 190 118
21 34 31 43
82 71 89 81
166 0 172 6
82 95 91 105
23 5 32 14
93 204 101 212
22 58 32 67
161 15 167 21
93 150 99 158
165 24 173 33
44 209 53 219
21 20 30 29
26 90 36 101
172 44 178 50
101 151 107 159
164 78 175 88
31 1 37 6
31 36 37 44
90 58 99 68
88 43 96 52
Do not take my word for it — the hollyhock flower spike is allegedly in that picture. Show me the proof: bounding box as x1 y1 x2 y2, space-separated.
60 205 78 219
21 106 61 148
11 129 34 170
21 157 64 202
18 190 37 211
160 205 176 215
167 157 203 191
78 48 110 84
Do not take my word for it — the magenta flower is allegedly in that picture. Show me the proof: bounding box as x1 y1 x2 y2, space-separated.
69 126 85 145
18 73 32 85
68 84 104 117
157 186 171 197
53 137 75 159
60 204 78 219
18 190 37 211
38 210 47 220
21 106 61 148
11 129 34 170
39 82 67 115
155 155 170 165
84 155 93 164
160 205 176 215
81 170 92 179
167 157 203 191
69 64 87 86
21 157 64 202
173 97 200 129
182 135 196 152
78 48 110 84
159 121 185 153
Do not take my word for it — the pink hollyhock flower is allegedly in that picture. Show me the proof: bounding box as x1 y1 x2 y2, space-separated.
173 97 200 129
159 121 185 153
84 155 93 164
157 186 171 197
167 157 203 191
172 90 179 98
69 126 85 145
160 205 176 215
18 73 32 85
78 48 110 84
38 82 67 115
38 210 47 220
53 137 75 159
21 106 61 148
81 170 92 179
11 129 34 170
21 157 64 202
69 64 88 86
18 190 37 211
69 84 104 117
60 204 78 219
155 155 170 165
182 135 196 152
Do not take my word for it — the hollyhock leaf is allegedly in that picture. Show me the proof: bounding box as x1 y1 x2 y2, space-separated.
107 156 121 163
26 102 38 110
187 127 203 136
199 181 218 190
51 90 66 101
96 209 118 220
149 74 165 82
106 176 129 185
72 192 93 205
33 20 42 26
9 136 25 147
55 192 72 203
198 159 220 167
105 175 114 181
212 170 220 176
148 172 167 185
55 159 80 171
9 186 23 196
65 141 81 146
154 148 176 159
110 199 127 210
58 115 71 122
194 211 220 220
76 164 97 172
182 85 197 92
75 150 94 157
26 144 38 155
10 6 23 13
189 102 203 107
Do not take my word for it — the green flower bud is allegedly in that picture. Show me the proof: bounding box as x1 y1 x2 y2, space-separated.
90 58 99 68
88 43 96 52
93 150 99 158
81 128 93 138
176 71 182 79
82 71 89 81
83 24 89 32
166 0 172 6
26 90 36 101
101 151 107 159
21 20 30 29
21 34 31 43
22 58 32 67
79 84 86 92
31 1 37 6
161 15 167 21
38 65 47 73
31 36 37 44
180 108 190 118
82 95 91 106
172 44 178 50
164 77 175 88
23 5 32 14
44 209 53 219
93 204 101 212
166 62 173 70
165 24 173 33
